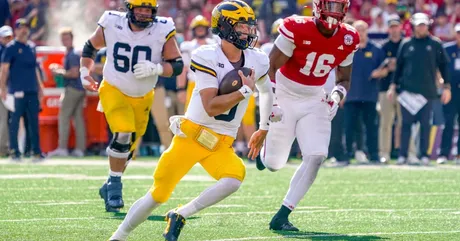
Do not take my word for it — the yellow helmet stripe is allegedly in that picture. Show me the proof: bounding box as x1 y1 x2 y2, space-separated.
165 29 176 41
190 60 217 77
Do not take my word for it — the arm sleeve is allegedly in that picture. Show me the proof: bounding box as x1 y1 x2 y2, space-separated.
274 34 296 57
255 53 273 130
437 42 450 84
392 41 406 85
190 52 218 90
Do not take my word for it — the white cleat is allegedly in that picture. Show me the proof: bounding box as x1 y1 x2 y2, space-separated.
436 156 447 164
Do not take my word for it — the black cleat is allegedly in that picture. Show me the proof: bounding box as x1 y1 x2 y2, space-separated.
255 155 266 171
269 217 299 231
99 182 120 212
163 210 186 241
107 177 124 209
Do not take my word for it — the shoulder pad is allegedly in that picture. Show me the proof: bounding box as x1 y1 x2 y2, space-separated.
98 11 125 28
154 16 176 41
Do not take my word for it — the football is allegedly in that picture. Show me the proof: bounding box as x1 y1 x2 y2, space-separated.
218 67 252 95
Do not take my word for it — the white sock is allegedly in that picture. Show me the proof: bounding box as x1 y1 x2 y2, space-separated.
177 178 241 218
110 191 160 240
282 155 324 210
109 170 123 177
235 141 245 152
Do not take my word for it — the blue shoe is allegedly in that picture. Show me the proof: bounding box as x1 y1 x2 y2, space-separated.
256 155 266 171
107 177 124 209
163 210 186 241
99 182 120 212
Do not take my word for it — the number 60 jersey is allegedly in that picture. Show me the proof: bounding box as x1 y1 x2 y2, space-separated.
276 16 360 93
98 11 176 97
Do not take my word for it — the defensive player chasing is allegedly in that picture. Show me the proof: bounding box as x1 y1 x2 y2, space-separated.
257 0 360 231
177 15 216 111
79 0 183 212
109 1 280 240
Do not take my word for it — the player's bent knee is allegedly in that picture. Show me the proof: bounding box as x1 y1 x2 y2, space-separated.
263 156 285 172
106 132 134 159
220 177 242 193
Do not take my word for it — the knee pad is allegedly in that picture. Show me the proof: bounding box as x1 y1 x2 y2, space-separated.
106 132 134 159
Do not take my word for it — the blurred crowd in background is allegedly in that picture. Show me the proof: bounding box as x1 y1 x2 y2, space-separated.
0 0 459 164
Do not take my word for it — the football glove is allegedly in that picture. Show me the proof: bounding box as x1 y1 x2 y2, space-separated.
327 92 341 121
133 60 164 79
269 104 283 122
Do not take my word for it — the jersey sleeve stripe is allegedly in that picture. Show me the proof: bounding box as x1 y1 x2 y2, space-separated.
190 60 217 77
279 24 294 40
165 29 176 41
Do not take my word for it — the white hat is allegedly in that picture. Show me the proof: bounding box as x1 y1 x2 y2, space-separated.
455 23 460 32
411 13 431 26
0 26 13 37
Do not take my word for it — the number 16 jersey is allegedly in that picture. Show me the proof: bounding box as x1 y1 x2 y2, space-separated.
98 11 176 97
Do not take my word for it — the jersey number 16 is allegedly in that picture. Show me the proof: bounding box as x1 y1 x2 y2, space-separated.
113 42 152 73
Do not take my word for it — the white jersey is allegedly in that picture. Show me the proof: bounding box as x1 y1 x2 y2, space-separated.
180 38 216 81
185 44 269 137
98 11 176 97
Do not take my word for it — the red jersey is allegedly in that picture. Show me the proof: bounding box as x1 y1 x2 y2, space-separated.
278 16 360 86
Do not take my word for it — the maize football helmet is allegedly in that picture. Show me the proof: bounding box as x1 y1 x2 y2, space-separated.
125 0 158 29
190 15 210 39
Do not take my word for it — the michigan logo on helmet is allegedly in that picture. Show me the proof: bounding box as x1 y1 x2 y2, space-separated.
190 15 210 38
211 0 257 50
312 0 350 30
125 0 158 29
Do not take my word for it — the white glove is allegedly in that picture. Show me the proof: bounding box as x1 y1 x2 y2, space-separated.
133 60 164 79
327 92 341 121
269 104 283 122
79 67 91 86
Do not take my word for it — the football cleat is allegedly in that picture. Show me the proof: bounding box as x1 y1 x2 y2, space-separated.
99 182 120 212
255 156 266 171
107 177 124 209
163 210 186 241
269 217 299 231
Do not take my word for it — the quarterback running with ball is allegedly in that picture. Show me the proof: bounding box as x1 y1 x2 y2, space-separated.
79 0 183 212
257 0 360 231
109 1 280 240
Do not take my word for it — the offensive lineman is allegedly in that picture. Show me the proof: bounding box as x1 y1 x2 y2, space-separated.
109 1 280 240
79 0 183 212
257 0 360 231
177 15 216 111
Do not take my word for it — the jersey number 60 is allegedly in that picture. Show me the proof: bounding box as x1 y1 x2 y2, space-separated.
113 42 152 73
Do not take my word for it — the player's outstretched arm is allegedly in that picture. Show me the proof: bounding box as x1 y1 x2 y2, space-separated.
161 37 183 77
80 26 106 91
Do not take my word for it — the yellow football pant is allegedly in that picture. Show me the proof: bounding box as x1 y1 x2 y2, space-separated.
99 80 154 150
150 119 246 203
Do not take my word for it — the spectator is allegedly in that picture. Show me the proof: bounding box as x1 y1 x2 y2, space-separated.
0 25 13 157
47 28 86 157
387 13 451 165
369 8 388 34
0 0 11 26
10 0 27 28
343 20 386 165
0 19 44 162
23 0 47 45
437 23 460 165
379 17 403 164
433 11 454 41
258 0 299 42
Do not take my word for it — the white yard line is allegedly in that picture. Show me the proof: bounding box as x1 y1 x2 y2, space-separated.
1 208 458 222
0 173 213 182
204 230 460 241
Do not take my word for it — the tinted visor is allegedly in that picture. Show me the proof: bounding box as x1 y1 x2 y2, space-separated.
323 1 346 15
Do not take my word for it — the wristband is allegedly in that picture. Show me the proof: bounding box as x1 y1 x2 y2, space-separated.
238 85 253 99
331 85 347 101
79 67 90 86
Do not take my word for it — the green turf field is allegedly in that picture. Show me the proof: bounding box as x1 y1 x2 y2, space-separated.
1 158 460 241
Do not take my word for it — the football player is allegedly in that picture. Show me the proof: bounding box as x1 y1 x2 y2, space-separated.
79 0 183 212
177 15 216 112
109 1 279 240
257 0 360 231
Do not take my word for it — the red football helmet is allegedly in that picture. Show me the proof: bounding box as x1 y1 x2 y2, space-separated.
313 0 350 30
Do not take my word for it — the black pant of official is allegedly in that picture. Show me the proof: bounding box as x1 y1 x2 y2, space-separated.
9 92 41 156
440 88 460 158
344 101 379 162
328 106 346 161
399 101 433 158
